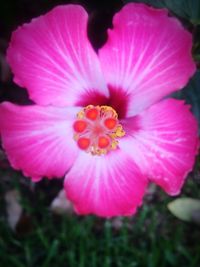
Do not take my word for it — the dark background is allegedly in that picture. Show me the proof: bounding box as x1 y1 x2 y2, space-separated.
0 0 123 48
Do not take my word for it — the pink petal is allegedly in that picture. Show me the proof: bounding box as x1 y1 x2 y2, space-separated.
0 102 79 181
119 99 198 195
7 5 108 106
64 150 147 217
99 3 196 117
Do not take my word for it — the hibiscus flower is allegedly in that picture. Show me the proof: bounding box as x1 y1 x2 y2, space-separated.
0 3 198 217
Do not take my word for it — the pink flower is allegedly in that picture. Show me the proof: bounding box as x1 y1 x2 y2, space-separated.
0 3 198 217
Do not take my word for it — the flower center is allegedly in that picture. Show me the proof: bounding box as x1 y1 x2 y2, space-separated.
73 105 125 155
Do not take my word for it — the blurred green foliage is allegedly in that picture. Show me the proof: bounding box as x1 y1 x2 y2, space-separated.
0 172 200 267
123 0 200 24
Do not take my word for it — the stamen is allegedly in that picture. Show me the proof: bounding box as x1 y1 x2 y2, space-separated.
73 105 125 155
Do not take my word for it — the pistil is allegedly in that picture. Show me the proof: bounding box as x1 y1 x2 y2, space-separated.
73 105 125 155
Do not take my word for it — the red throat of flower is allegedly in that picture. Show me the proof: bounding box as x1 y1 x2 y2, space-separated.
73 105 125 155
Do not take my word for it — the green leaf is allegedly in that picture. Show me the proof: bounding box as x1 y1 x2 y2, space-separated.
167 197 200 223
123 0 200 25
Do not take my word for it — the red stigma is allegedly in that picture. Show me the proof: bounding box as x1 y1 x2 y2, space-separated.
77 137 90 150
86 108 98 120
98 136 110 148
73 120 87 133
104 118 117 130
